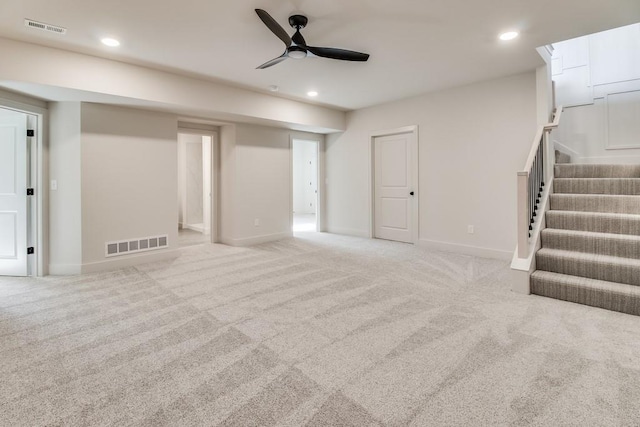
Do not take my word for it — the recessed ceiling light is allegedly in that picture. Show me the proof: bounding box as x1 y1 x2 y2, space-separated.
307 91 318 97
499 31 519 41
101 37 120 47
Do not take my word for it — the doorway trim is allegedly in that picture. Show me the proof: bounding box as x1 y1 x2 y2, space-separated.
290 137 324 233
177 127 220 244
369 125 419 243
0 96 48 276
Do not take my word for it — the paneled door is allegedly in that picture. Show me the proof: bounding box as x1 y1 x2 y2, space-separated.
0 108 28 276
374 132 417 243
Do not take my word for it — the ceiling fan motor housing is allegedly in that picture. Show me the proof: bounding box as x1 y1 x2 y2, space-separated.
288 15 308 29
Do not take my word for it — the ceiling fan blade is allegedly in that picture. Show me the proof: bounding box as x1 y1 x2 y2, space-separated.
256 53 288 69
306 46 369 62
292 30 306 47
255 9 291 47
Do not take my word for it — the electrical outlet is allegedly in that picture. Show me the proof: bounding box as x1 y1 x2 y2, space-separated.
467 225 474 234
254 218 260 227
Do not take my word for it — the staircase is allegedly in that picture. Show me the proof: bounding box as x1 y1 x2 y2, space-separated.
531 163 640 315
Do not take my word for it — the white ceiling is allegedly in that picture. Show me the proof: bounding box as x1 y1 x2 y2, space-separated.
0 0 639 110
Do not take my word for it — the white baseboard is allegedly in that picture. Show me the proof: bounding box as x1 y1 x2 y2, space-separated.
80 249 181 274
183 223 209 233
418 239 512 261
553 140 581 161
48 263 82 275
325 227 370 238
223 231 293 247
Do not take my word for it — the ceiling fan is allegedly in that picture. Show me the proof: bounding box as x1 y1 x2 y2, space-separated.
254 9 370 69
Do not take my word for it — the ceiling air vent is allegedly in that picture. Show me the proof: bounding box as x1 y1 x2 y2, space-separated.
24 19 67 35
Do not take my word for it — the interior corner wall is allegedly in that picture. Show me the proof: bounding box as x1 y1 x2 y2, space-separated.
326 72 537 258
219 124 237 245
49 102 82 274
80 103 179 271
220 123 324 246
536 64 553 126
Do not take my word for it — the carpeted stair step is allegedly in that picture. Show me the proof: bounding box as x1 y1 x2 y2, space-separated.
536 248 640 286
531 270 640 316
546 211 640 235
555 150 571 164
554 178 640 195
554 164 640 179
541 228 640 259
550 194 640 214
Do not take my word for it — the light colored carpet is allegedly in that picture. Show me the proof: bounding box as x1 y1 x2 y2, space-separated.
2 232 640 426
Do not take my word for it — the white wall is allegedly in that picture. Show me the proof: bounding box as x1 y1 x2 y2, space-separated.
80 103 179 270
0 38 345 133
202 136 212 235
326 72 537 258
186 140 204 225
220 124 324 246
177 133 212 233
292 140 318 215
48 102 82 274
219 124 237 244
553 24 640 163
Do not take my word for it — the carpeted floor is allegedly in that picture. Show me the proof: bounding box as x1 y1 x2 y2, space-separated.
1 232 640 426
178 228 210 248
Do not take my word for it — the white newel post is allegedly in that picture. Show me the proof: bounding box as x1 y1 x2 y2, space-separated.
517 171 529 259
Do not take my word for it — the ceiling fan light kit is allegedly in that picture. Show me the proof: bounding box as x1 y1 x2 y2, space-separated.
254 9 370 69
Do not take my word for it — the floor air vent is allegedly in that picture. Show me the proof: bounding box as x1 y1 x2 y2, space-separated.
105 235 169 258
24 19 67 35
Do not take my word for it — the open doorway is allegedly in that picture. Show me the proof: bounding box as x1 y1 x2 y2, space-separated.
292 139 319 232
177 132 213 247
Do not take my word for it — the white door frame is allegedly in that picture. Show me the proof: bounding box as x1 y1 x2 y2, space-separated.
177 127 220 244
0 97 48 276
369 125 419 243
290 137 324 233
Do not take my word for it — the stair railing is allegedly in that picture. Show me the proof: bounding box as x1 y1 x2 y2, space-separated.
516 106 563 259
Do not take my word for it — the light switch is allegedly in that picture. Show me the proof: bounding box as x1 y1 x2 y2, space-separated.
50 179 58 191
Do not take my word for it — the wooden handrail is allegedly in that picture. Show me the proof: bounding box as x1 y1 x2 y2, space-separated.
544 105 563 130
522 106 563 173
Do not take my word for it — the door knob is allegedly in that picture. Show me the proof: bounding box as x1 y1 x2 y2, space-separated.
410 191 414 196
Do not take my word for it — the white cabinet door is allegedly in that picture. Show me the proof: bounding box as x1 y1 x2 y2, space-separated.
374 133 415 243
0 108 28 276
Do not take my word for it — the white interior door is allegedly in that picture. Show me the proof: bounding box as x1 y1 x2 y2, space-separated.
0 108 28 276
374 132 416 243
308 146 318 214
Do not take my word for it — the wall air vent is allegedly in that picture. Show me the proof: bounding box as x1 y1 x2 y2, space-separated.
24 19 67 35
105 234 169 258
